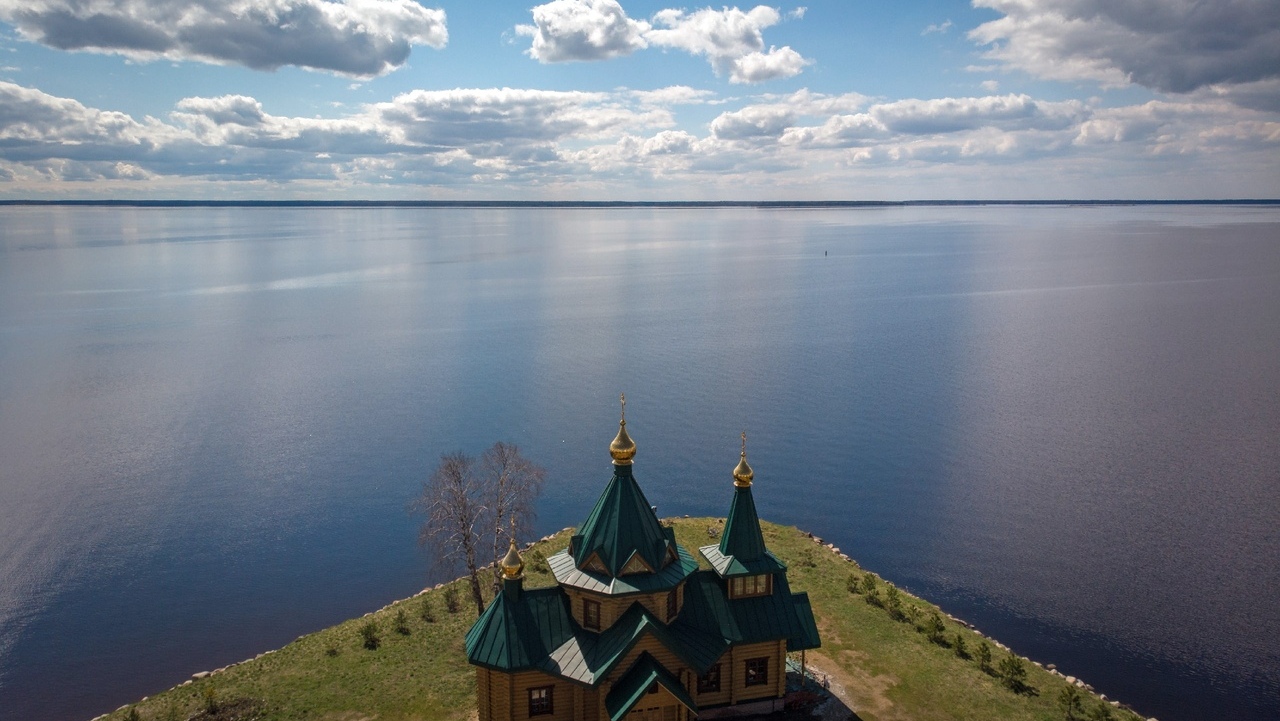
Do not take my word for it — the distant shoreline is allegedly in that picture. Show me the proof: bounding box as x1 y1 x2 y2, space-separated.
2 199 1279 208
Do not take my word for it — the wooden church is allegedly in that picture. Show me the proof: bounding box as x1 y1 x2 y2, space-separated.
465 400 821 721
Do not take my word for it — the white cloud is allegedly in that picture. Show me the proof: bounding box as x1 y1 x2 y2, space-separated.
0 0 447 77
981 80 1000 92
629 85 717 106
517 0 649 63
2 81 1277 196
646 6 809 82
729 46 809 84
870 94 1085 134
922 20 952 36
517 3 811 83
970 0 1280 95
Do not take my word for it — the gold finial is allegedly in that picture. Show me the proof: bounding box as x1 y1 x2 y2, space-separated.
733 431 754 487
610 393 636 465
501 519 524 579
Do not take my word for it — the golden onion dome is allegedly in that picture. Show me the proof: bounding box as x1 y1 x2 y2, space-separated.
733 431 754 487
610 393 636 465
500 539 524 579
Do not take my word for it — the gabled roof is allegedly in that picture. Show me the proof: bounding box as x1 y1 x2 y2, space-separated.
466 569 818 683
605 653 698 721
547 601 726 685
701 484 786 578
570 464 676 578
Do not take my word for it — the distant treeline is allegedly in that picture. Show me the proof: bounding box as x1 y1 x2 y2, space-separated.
2 199 1278 208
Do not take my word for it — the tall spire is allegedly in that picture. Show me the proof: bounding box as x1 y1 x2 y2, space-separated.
733 431 753 487
699 430 784 578
610 393 636 466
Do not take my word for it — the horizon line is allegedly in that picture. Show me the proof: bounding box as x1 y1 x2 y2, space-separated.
2 199 1278 208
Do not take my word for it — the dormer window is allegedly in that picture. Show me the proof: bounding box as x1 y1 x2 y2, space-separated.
620 552 653 576
729 574 772 599
583 554 608 574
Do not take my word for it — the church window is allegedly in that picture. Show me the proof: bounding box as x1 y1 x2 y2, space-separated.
697 664 721 693
745 657 769 687
529 686 554 716
583 599 601 630
729 574 772 599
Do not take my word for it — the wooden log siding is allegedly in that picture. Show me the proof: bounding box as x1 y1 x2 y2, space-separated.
563 585 685 631
485 670 574 721
728 641 784 704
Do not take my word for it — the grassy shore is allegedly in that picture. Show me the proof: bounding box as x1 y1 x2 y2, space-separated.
96 519 1144 721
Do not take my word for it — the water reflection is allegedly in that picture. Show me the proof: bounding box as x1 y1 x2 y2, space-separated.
0 206 1277 721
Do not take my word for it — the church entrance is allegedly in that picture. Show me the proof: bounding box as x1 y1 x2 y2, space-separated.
627 703 678 721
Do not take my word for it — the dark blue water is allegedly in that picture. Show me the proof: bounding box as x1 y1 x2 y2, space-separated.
0 206 1277 721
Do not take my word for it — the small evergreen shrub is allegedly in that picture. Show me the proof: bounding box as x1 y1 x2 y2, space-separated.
394 608 411 635
201 685 219 715
953 633 968 659
976 641 993 674
846 573 859 594
997 651 1027 691
1058 685 1084 720
924 611 947 645
905 605 922 628
420 596 436 623
884 586 904 621
444 585 461 614
325 647 339 657
359 620 381 650
125 708 141 721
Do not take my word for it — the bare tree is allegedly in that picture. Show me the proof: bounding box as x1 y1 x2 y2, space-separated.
482 442 546 592
413 451 488 616
412 442 546 615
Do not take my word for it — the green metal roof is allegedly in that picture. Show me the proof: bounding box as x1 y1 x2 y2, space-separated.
549 545 698 596
571 465 673 578
466 569 818 683
605 652 698 721
465 585 576 672
701 485 786 578
675 571 821 652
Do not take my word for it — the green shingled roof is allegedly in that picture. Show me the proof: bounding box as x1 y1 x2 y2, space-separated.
605 653 698 721
571 465 673 577
701 484 786 578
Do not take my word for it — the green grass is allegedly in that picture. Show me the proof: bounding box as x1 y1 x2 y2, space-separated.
98 519 1142 721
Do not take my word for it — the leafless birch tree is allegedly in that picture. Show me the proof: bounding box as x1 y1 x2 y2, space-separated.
413 442 546 616
482 441 546 592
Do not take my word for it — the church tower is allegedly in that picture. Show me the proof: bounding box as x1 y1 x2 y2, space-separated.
465 400 819 721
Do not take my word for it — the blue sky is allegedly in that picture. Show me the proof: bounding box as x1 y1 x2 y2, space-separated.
0 0 1276 199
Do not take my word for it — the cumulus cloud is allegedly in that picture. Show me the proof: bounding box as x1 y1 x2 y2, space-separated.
2 80 1277 194
970 0 1280 94
646 6 810 82
517 2 810 83
517 0 649 62
870 94 1085 134
0 0 448 77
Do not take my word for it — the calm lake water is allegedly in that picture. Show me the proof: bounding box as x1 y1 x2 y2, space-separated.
0 206 1277 721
